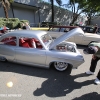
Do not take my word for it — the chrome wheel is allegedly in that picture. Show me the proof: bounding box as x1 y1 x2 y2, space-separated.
54 62 68 71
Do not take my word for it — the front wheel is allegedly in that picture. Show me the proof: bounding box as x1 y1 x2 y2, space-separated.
54 62 68 71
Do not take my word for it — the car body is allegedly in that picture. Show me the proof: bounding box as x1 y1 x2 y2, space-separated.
80 26 100 34
0 28 84 71
80 26 94 33
88 41 100 47
48 26 100 46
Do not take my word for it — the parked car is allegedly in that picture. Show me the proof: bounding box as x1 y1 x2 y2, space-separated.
80 26 100 34
79 26 94 33
48 25 78 32
0 28 84 71
48 26 100 46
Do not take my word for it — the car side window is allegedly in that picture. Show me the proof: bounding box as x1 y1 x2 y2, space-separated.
0 36 16 46
19 37 43 49
64 28 70 32
49 28 60 32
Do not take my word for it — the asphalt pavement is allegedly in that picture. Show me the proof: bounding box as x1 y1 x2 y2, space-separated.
0 45 100 100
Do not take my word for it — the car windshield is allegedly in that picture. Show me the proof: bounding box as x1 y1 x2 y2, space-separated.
41 34 53 48
48 28 60 32
80 26 94 33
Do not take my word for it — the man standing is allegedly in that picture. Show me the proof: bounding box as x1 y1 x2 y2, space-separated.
93 24 98 33
25 22 31 30
86 47 100 85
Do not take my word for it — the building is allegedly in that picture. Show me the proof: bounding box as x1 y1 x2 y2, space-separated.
0 0 87 26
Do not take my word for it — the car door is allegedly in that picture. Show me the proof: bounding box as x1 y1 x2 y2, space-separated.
74 33 84 45
0 36 17 61
15 47 47 67
0 45 16 61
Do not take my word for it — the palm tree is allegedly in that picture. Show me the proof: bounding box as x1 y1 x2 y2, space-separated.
50 0 62 22
0 0 13 18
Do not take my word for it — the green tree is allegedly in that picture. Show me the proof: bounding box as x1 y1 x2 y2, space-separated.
0 0 14 18
66 0 100 25
66 0 84 25
50 0 62 22
79 0 100 25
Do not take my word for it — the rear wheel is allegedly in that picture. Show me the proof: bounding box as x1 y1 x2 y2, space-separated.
54 61 68 71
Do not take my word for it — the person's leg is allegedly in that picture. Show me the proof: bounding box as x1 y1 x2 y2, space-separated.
90 57 100 72
97 70 100 80
94 70 100 85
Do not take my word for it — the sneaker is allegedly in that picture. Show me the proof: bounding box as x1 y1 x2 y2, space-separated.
85 71 94 75
94 78 100 85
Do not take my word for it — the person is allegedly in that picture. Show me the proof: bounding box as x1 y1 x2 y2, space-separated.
86 46 100 85
93 24 98 33
25 22 31 30
27 38 36 48
22 23 26 30
83 46 98 54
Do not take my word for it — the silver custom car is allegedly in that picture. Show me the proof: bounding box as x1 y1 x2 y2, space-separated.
0 28 84 71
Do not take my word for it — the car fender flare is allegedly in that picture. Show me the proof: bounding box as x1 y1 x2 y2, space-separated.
88 41 99 46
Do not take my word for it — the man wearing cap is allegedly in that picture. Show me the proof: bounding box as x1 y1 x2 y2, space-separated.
86 46 100 85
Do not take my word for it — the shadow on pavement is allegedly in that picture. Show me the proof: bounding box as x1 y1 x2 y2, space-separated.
0 61 94 97
0 61 72 78
77 45 87 49
33 72 94 97
72 92 100 100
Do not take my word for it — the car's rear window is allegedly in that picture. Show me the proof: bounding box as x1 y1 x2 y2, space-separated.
0 36 16 46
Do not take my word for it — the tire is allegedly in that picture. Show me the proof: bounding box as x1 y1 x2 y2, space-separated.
54 61 68 71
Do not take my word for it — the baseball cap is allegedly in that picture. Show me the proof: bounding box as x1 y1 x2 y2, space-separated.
83 46 98 54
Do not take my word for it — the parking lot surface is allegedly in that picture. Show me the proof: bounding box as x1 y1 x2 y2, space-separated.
0 45 100 100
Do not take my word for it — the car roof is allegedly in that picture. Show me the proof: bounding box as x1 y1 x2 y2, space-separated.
0 30 47 38
49 25 78 28
48 26 79 32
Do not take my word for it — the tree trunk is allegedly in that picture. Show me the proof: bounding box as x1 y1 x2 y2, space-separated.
51 0 54 22
70 14 79 25
3 5 8 18
2 0 8 18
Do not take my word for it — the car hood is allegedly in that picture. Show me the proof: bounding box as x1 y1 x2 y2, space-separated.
49 27 84 49
85 33 100 37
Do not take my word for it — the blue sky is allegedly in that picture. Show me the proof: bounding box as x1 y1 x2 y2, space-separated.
43 0 84 15
43 0 68 6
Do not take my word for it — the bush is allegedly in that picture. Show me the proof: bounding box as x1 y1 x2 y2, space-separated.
0 21 7 27
8 18 19 22
20 20 29 23
6 22 13 29
0 18 29 29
